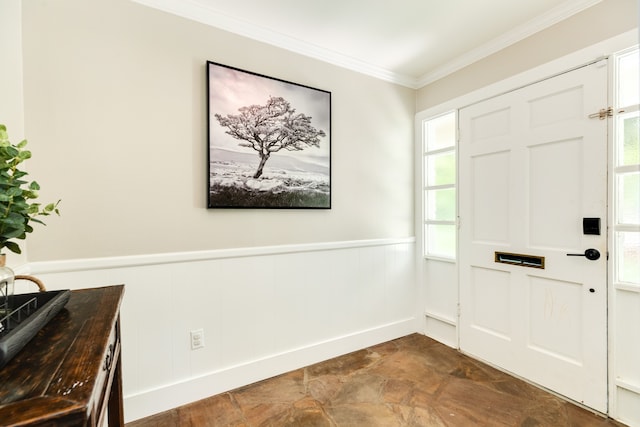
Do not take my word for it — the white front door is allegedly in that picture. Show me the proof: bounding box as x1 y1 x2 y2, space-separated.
458 60 608 412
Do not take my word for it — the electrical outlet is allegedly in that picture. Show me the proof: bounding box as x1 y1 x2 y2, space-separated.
190 329 205 350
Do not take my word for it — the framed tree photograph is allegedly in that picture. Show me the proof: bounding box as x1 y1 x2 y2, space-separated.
207 61 331 209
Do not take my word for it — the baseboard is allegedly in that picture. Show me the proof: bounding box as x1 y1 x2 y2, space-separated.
124 317 418 422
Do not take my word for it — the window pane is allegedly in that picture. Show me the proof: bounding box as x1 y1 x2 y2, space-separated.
425 224 456 258
426 188 455 221
618 50 639 108
617 231 640 284
617 112 639 166
426 151 455 186
425 112 455 151
617 172 640 225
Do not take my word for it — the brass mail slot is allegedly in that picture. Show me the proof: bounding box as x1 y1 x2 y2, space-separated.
495 252 545 269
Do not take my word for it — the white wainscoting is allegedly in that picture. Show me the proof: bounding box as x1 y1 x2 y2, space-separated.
422 259 458 348
26 238 417 422
613 285 640 426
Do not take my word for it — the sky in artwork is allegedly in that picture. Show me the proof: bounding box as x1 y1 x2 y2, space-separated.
208 63 331 159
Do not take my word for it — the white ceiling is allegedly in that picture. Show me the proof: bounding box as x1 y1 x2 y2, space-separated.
132 0 603 88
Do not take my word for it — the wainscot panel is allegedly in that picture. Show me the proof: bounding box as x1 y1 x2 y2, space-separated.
613 287 640 426
25 238 417 422
423 259 458 348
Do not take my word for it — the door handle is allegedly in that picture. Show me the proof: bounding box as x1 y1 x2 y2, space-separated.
566 248 600 260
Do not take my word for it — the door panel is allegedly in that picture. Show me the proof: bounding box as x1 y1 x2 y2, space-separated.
528 85 584 127
472 151 510 243
459 61 608 412
529 138 583 248
528 276 582 363
470 267 511 339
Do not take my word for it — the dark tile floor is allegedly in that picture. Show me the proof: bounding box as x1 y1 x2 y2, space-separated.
127 334 627 426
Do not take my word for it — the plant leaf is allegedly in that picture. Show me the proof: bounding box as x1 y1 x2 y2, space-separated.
3 241 21 254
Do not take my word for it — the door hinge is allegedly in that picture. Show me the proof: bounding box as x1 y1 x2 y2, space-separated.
588 107 613 120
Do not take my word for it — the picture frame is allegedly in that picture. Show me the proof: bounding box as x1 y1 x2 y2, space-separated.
207 61 331 209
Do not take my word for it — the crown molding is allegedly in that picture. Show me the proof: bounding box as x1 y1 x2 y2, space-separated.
132 0 603 90
131 0 418 87
416 0 604 87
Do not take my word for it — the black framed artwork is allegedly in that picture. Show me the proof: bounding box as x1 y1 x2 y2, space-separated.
207 61 331 209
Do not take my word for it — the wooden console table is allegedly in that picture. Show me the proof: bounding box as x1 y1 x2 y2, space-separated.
0 285 125 426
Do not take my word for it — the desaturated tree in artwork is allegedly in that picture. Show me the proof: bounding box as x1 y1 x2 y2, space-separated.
214 96 326 179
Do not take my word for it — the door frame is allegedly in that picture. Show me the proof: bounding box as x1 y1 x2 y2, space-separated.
415 29 638 417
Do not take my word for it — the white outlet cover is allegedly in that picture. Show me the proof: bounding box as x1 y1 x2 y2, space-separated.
190 329 205 350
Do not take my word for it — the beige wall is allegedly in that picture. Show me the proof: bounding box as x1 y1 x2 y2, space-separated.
0 0 27 266
0 0 23 136
16 0 638 261
21 0 415 261
417 0 638 111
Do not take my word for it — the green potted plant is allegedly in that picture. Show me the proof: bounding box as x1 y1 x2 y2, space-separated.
0 124 60 264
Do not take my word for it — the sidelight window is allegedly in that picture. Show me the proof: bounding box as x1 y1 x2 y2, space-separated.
614 47 639 286
423 112 456 259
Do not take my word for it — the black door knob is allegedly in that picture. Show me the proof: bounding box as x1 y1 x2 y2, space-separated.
566 249 600 260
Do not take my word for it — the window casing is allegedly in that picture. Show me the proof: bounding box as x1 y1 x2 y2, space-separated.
423 112 456 259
